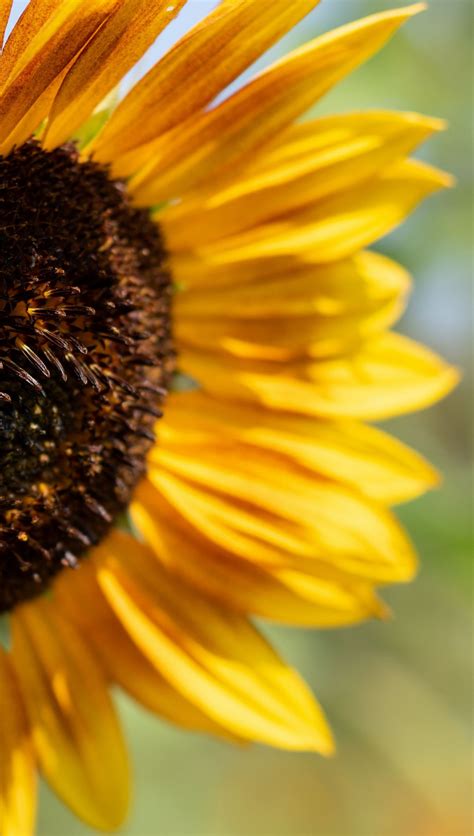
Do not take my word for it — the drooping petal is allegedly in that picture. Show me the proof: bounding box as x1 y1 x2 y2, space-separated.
97 531 335 753
0 648 36 836
11 600 130 831
129 5 427 204
43 0 187 149
91 0 322 163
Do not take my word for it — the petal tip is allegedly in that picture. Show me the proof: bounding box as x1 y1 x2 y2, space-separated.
441 364 462 394
373 596 393 622
431 116 449 132
420 162 457 191
404 2 428 16
313 724 336 758
413 113 448 134
438 170 457 189
426 465 442 491
323 733 337 758
400 552 419 583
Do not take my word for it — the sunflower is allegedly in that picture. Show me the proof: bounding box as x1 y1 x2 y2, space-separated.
0 0 458 833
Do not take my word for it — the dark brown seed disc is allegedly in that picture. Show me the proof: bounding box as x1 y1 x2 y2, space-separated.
0 140 174 613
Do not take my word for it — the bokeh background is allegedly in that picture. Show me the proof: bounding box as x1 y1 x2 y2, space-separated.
7 1 471 834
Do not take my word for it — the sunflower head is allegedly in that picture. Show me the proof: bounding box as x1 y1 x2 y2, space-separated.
0 139 173 611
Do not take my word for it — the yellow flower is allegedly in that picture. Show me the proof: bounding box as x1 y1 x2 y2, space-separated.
0 1 458 833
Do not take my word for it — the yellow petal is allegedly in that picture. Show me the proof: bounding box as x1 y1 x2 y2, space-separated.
175 249 410 309
0 0 120 153
187 158 453 264
53 558 243 742
147 469 311 569
0 648 36 836
161 390 439 504
11 599 130 831
174 283 406 361
162 111 444 249
97 531 334 753
179 331 459 421
171 242 404 292
132 485 387 626
91 0 322 164
173 250 410 360
43 0 187 150
148 437 417 583
175 308 402 362
129 4 427 204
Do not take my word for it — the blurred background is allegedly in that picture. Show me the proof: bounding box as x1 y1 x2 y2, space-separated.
8 1 472 834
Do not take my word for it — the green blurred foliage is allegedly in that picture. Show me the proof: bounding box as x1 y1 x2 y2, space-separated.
36 2 472 834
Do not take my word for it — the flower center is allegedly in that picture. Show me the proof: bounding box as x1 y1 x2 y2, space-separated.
0 141 174 613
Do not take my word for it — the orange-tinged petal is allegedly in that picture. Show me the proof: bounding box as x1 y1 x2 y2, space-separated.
0 1 12 49
161 111 444 249
11 599 130 831
97 531 334 753
0 648 36 836
0 0 120 153
1 73 65 150
91 0 322 164
0 0 62 91
43 0 187 150
0 2 71 148
129 4 427 204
